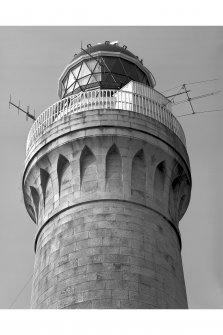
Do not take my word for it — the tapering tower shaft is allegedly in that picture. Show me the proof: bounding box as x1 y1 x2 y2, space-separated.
23 42 191 309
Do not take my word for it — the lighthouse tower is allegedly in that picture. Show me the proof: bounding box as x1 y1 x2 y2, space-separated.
23 42 191 309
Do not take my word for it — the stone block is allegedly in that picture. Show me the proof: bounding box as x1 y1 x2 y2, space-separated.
60 243 76 257
66 301 93 309
83 289 112 302
91 246 120 255
87 262 104 273
112 289 128 300
92 299 121 309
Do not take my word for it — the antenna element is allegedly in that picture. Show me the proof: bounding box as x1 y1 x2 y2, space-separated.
9 96 36 121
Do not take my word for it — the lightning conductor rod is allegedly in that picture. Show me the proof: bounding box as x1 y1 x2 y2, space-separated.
182 84 195 114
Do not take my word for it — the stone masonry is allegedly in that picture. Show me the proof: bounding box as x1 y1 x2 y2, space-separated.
23 109 191 308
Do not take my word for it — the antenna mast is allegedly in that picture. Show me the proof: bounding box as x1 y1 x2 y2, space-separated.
9 95 36 121
182 84 195 114
163 79 221 117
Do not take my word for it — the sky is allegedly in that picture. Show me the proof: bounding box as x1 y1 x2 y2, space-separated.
0 26 223 309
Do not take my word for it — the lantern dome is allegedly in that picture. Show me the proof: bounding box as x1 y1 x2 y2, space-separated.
58 42 156 98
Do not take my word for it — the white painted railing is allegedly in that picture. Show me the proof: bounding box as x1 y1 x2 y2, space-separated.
26 87 186 155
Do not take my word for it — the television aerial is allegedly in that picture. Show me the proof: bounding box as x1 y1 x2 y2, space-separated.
162 79 223 117
9 95 36 122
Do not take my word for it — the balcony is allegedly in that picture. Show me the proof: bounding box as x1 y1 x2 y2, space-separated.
26 85 186 157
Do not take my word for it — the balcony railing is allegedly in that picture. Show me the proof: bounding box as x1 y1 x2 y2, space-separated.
26 87 186 156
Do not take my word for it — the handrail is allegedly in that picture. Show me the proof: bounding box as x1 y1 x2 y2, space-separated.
26 87 186 156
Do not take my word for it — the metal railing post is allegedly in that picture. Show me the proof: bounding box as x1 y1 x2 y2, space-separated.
26 87 186 155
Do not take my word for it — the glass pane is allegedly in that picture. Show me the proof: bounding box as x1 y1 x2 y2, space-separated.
111 58 126 75
101 73 115 83
122 60 139 81
92 58 101 73
87 82 100 90
93 73 101 82
100 57 108 74
78 75 91 86
88 74 98 84
103 57 117 71
102 81 119 89
142 76 149 85
78 62 91 78
67 72 75 88
74 86 82 94
80 85 87 91
66 83 74 94
113 73 129 85
72 64 81 79
86 59 98 72
136 67 148 83
61 86 65 98
61 82 65 91
63 75 68 89
74 81 80 90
